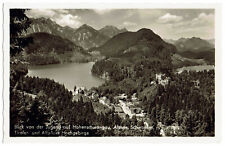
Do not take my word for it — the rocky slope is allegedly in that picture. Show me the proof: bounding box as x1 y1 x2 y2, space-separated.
25 18 77 43
25 18 110 50
72 24 110 50
99 25 127 38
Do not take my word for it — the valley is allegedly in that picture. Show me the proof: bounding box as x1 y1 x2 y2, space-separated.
10 9 215 137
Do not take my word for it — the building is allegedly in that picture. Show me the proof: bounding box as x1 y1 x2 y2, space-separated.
156 73 170 86
192 80 200 88
99 96 110 106
118 113 126 119
114 106 123 113
130 107 142 114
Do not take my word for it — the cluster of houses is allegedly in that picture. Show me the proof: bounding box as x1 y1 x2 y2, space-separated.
97 93 147 120
71 86 182 136
72 87 147 121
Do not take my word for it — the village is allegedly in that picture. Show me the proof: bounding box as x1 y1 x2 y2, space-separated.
70 73 181 136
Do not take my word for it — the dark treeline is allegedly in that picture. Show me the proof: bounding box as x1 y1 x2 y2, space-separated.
92 57 172 81
10 75 126 136
143 70 215 136
10 76 127 136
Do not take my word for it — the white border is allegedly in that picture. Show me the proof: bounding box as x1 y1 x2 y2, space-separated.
2 0 224 144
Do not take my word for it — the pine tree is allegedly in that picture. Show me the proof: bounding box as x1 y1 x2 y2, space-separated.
10 9 32 56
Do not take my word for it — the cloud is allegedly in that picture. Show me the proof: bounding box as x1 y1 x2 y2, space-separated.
26 9 82 29
191 13 214 26
122 21 137 27
158 13 183 24
26 9 56 18
164 12 214 39
54 14 81 28
25 9 215 39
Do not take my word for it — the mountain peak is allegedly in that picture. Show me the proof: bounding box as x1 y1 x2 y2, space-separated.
79 24 93 29
99 25 128 38
103 25 118 29
121 28 128 31
174 36 214 53
136 28 162 40
92 28 176 57
76 24 97 33
137 28 153 32
190 37 202 40
33 17 54 23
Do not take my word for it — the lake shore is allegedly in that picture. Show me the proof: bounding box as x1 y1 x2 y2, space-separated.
28 62 105 90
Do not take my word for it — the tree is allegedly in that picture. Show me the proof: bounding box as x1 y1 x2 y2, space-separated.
10 9 32 92
175 110 185 125
159 106 166 124
131 115 138 126
24 99 49 126
10 9 32 56
74 85 77 92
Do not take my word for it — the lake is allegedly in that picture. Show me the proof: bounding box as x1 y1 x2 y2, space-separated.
176 65 215 74
28 62 105 91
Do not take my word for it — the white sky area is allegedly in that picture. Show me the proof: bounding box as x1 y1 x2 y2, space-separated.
25 9 215 40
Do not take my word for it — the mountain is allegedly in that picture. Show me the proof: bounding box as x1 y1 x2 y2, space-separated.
25 18 111 50
25 17 77 43
174 37 214 52
91 28 176 59
72 24 110 50
24 32 92 65
99 25 127 38
91 28 179 82
173 37 215 64
206 39 215 46
164 39 176 45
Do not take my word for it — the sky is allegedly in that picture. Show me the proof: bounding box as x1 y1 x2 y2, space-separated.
25 9 215 40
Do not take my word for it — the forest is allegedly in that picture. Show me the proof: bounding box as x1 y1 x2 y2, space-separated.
9 9 215 137
92 58 215 136
10 75 127 136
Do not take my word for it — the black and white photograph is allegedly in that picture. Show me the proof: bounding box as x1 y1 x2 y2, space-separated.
2 1 224 142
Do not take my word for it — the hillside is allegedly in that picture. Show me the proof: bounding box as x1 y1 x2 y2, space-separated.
24 32 93 65
207 39 215 46
171 54 206 68
173 37 215 64
25 17 77 43
91 28 176 60
91 28 179 82
99 25 127 38
26 18 110 50
174 37 214 52
72 24 110 50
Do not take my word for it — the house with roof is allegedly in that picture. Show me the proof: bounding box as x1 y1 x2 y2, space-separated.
99 96 111 106
156 73 170 86
114 106 123 113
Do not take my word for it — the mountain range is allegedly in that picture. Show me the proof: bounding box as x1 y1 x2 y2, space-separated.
165 37 215 65
24 17 215 66
174 37 214 52
25 17 127 50
25 18 77 43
